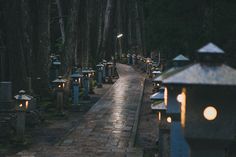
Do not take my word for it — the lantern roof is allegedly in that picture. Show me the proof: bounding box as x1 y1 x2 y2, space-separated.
152 70 162 74
14 90 32 101
96 63 104 67
52 76 67 83
70 73 83 78
53 60 61 65
106 61 113 65
150 91 164 100
154 66 185 82
198 42 224 54
151 102 166 111
172 54 189 61
163 63 236 86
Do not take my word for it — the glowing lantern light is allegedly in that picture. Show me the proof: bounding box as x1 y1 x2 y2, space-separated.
203 106 217 121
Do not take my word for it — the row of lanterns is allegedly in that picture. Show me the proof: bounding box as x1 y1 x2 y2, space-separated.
14 58 116 141
148 43 236 157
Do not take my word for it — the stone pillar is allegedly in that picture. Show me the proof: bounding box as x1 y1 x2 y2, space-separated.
97 69 103 88
83 77 90 100
56 90 64 113
16 110 25 141
73 84 79 105
170 122 189 157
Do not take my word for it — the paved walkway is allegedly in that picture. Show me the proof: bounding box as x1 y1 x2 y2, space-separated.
9 64 144 157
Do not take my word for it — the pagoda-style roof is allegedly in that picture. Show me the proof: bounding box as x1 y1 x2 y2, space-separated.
151 102 166 111
52 76 67 83
150 91 164 100
172 54 189 61
70 73 83 78
163 63 236 86
153 66 187 82
198 42 224 54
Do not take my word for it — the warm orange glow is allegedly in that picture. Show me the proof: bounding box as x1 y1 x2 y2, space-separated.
181 88 186 127
167 116 172 123
203 106 217 121
62 83 65 88
19 103 23 108
164 87 168 106
25 101 29 109
158 112 161 121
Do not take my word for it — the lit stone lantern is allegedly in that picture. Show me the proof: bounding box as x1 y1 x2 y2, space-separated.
150 89 171 157
127 53 132 65
14 90 32 140
152 54 189 93
50 55 61 82
163 43 236 157
146 58 152 77
70 72 83 106
82 69 92 100
106 62 113 83
96 63 104 88
102 60 107 83
52 76 67 113
132 54 136 65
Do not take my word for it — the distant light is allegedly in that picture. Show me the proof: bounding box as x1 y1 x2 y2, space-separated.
167 116 172 123
19 103 23 108
203 106 217 121
117 33 123 38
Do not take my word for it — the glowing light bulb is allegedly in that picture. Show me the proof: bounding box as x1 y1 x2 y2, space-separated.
177 94 183 103
203 106 217 121
19 103 23 108
167 116 172 123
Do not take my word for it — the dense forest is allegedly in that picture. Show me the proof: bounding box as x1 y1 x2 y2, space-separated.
0 0 236 93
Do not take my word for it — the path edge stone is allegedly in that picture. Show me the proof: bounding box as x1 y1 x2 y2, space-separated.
128 77 146 152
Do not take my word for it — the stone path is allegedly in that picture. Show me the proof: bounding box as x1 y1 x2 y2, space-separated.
9 64 144 157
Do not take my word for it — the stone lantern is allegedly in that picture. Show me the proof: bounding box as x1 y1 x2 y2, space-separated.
127 53 132 65
106 62 113 83
132 54 136 65
163 43 236 157
14 90 32 140
50 55 61 82
152 54 189 93
52 76 67 113
102 60 107 83
96 63 104 88
70 72 83 106
150 89 171 157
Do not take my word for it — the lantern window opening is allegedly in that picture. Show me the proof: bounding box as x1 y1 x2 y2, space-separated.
203 106 218 121
164 87 168 106
181 88 186 128
167 116 172 123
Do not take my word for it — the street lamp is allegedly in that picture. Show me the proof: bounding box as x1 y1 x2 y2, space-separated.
163 43 236 157
117 33 123 60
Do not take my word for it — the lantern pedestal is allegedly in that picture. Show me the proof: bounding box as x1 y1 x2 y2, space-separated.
16 110 25 141
56 89 64 114
72 84 79 106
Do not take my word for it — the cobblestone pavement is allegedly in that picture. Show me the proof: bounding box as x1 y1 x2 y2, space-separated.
8 64 145 157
